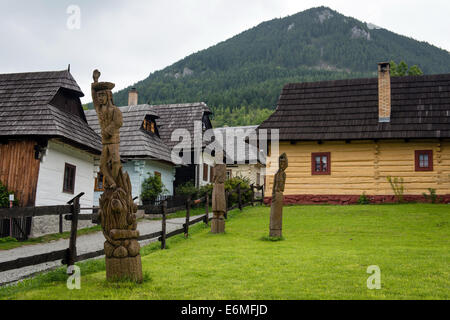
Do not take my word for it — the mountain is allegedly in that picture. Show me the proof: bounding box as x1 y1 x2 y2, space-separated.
111 6 450 127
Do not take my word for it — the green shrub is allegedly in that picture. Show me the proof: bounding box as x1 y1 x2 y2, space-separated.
422 188 440 204
225 176 252 206
358 192 370 205
0 181 17 208
175 180 198 198
141 173 167 204
387 176 404 203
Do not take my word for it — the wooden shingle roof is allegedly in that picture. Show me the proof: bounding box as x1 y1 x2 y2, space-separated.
85 105 174 164
259 74 450 141
0 70 102 153
150 102 212 148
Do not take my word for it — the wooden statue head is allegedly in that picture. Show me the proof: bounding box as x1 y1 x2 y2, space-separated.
279 153 288 171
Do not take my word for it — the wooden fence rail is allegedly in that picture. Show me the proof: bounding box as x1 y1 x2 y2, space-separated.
0 184 264 277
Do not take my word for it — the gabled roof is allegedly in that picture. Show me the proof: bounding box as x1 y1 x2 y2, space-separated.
150 102 212 148
84 105 174 164
214 126 262 164
259 74 450 141
0 70 102 154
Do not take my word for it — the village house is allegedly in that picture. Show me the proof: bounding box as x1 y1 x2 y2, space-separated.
0 69 101 238
115 90 214 192
259 63 450 204
85 103 176 205
150 101 214 190
214 125 265 187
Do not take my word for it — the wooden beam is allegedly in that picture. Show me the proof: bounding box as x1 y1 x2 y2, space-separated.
0 249 67 272
0 205 73 219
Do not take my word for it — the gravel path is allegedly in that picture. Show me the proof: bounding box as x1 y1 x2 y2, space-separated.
0 215 208 286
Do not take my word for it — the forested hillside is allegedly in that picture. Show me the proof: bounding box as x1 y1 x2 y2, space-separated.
109 6 450 127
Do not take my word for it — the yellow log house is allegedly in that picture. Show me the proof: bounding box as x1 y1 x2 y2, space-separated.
259 63 450 204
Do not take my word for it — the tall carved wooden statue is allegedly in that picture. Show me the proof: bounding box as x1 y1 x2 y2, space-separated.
211 163 226 233
91 70 143 283
269 153 288 238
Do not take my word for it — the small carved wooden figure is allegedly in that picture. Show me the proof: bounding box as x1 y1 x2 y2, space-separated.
211 163 227 233
269 153 288 238
92 70 142 283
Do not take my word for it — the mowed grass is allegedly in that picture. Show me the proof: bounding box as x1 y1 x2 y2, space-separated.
1 204 449 300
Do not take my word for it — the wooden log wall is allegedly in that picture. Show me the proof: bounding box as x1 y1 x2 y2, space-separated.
0 140 41 207
265 139 450 196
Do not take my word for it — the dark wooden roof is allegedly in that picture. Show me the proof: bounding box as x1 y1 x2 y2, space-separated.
0 70 102 153
259 74 450 140
150 102 212 148
85 105 174 164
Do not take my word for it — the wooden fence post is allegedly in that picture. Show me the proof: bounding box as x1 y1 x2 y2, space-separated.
204 193 209 225
66 193 83 273
59 213 63 234
184 196 191 238
161 200 167 250
238 183 242 211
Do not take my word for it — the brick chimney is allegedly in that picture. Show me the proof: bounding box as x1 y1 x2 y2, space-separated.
128 88 138 106
378 62 391 122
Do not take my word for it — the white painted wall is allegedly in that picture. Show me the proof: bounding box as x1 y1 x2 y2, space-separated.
93 159 176 205
32 139 97 237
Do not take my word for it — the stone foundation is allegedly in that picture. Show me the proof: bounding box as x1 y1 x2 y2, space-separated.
264 194 450 205
30 215 95 238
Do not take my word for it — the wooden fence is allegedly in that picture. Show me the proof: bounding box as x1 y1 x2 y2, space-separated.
0 184 263 278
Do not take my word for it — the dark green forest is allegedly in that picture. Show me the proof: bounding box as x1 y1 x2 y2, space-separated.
106 6 450 127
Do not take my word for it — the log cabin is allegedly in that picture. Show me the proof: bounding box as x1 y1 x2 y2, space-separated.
259 63 450 204
0 69 102 238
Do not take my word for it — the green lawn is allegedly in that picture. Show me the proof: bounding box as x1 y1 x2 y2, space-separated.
1 204 449 300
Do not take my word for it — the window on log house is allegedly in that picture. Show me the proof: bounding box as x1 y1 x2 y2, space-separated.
210 166 214 182
311 153 331 175
63 163 76 194
415 150 433 171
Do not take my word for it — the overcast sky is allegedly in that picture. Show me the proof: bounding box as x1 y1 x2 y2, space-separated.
1 0 449 103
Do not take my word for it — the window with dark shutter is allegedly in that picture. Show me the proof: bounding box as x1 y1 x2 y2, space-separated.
210 166 214 182
63 163 76 194
415 150 433 171
311 153 331 175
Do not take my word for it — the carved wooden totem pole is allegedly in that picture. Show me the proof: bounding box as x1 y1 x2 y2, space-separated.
269 153 288 238
211 163 227 233
91 70 143 283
